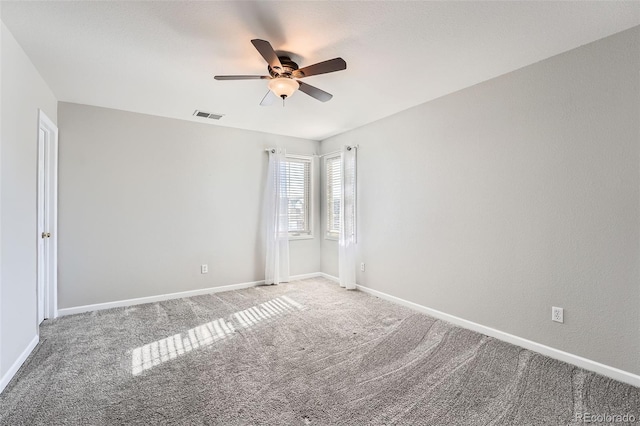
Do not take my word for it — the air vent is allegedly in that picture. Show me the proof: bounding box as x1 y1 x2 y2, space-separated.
193 110 224 120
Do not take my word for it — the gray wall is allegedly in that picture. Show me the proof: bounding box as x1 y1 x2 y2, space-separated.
0 22 58 378
320 27 640 375
58 103 320 309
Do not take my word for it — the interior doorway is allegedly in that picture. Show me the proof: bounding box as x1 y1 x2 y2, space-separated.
37 110 58 324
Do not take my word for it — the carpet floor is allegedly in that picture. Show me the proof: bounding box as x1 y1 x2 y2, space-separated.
0 277 638 425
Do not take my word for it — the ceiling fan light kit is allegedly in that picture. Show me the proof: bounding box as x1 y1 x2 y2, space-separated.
268 77 299 99
214 39 346 106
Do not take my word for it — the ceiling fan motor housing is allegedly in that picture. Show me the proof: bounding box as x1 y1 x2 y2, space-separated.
268 56 299 78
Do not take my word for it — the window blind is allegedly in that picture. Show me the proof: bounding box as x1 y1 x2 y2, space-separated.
326 155 342 238
282 156 312 235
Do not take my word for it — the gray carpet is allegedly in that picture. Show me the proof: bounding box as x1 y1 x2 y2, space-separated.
1 277 638 425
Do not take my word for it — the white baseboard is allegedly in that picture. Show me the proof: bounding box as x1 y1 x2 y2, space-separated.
0 334 39 394
57 273 322 317
319 272 340 283
320 272 640 388
288 272 323 281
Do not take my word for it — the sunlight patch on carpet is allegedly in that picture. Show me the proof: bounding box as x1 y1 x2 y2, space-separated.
131 296 305 375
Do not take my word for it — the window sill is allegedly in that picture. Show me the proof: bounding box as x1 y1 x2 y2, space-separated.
289 234 314 241
325 235 339 241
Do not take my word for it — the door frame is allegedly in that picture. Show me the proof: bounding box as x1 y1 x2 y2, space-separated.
37 109 58 322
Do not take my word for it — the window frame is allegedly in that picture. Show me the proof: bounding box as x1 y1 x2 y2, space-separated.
284 154 314 240
325 154 341 241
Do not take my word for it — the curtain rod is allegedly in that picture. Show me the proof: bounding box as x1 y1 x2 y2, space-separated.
264 148 319 157
318 145 359 158
264 145 358 157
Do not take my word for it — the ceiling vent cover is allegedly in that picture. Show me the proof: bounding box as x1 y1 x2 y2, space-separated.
193 110 224 120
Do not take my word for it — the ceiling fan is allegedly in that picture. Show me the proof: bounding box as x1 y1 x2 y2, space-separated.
214 39 347 106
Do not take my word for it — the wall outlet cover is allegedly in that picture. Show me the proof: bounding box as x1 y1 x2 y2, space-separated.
552 306 564 323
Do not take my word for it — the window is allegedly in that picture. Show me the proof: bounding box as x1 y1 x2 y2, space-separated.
282 155 313 238
326 155 342 240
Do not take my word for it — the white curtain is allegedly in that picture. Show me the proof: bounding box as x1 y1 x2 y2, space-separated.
264 148 290 285
339 146 357 290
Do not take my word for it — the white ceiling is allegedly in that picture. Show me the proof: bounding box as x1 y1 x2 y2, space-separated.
2 1 639 141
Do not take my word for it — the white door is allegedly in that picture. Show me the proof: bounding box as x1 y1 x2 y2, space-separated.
37 128 47 324
36 110 58 323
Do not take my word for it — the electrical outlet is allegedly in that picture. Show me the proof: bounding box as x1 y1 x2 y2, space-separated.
552 306 563 323
201 264 208 274
360 263 365 272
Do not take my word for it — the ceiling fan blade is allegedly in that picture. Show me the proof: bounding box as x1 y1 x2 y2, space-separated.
251 39 284 73
214 75 270 80
298 81 333 102
260 90 278 106
293 58 346 79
